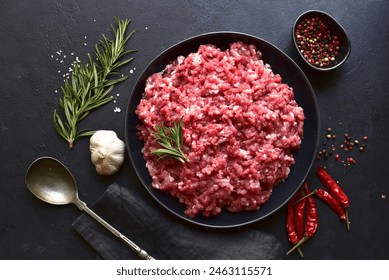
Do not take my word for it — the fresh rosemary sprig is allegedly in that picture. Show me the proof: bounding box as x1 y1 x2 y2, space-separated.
53 17 136 148
151 117 189 163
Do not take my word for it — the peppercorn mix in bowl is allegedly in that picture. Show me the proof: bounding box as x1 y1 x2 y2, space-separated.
292 10 351 71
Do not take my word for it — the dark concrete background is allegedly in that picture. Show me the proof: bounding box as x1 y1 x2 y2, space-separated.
1 0 388 259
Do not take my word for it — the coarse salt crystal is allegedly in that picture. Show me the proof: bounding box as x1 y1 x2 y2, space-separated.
113 107 121 113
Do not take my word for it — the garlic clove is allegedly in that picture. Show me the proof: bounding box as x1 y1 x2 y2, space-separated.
89 130 125 175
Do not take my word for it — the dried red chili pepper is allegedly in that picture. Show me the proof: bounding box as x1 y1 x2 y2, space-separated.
316 166 350 229
286 191 304 257
303 183 318 238
295 187 349 231
287 182 318 255
296 187 346 221
316 188 346 221
286 192 299 245
294 189 306 240
316 166 350 208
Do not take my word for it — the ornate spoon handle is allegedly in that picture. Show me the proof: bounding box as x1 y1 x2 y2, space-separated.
75 199 155 260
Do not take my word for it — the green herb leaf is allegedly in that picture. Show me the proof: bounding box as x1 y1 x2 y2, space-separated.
53 17 136 148
151 117 188 163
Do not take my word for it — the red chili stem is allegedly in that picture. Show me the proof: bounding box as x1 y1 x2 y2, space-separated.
316 166 350 208
297 247 304 258
286 234 308 255
294 190 315 204
345 208 350 231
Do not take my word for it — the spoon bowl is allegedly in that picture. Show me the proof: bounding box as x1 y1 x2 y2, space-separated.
25 157 78 205
25 156 154 260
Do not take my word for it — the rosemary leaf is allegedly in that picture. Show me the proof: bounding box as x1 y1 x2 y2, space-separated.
53 17 136 148
77 129 96 138
151 149 186 163
151 117 188 163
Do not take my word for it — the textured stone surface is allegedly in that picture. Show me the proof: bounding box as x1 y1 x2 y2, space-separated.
1 0 388 259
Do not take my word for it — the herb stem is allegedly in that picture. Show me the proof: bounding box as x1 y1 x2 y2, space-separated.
53 17 136 148
151 117 188 163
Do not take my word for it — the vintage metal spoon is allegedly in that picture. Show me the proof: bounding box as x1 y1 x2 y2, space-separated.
25 156 154 260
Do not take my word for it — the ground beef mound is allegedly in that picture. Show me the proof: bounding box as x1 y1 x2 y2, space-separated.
136 42 305 218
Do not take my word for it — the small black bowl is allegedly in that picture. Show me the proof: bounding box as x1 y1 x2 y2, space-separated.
292 10 351 71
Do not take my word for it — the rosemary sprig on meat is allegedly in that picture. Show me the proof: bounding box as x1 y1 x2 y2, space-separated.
151 117 189 163
53 17 136 148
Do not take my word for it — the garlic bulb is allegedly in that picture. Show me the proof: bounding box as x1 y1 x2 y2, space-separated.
89 130 125 175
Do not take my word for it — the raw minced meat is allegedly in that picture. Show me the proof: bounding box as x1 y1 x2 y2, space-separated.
135 42 305 218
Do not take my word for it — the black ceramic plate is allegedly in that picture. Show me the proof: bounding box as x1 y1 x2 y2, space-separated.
125 32 319 228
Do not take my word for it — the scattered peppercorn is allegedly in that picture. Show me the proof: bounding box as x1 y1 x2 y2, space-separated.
295 17 340 67
316 128 368 165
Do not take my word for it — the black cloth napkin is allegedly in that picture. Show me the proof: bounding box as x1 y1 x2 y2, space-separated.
72 183 284 260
